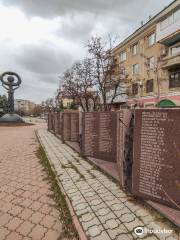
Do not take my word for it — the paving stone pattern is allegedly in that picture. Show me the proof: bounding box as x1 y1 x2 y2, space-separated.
38 129 180 240
0 125 65 240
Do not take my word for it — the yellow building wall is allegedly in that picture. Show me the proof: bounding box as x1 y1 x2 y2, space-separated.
113 25 179 103
62 98 73 108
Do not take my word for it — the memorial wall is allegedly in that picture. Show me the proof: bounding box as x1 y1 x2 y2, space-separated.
48 109 180 209
81 112 117 162
48 112 55 131
132 109 180 209
58 112 63 135
62 112 79 142
47 113 51 131
116 110 133 188
70 113 79 142
62 113 71 141
54 113 60 135
54 112 62 136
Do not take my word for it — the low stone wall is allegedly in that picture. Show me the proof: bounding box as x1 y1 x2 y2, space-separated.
62 112 79 142
47 108 180 210
116 109 133 189
81 111 118 162
48 112 55 132
54 112 62 136
81 110 132 187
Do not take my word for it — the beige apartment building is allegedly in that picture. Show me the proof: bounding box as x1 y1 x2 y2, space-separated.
112 0 180 108
56 90 74 109
14 99 37 115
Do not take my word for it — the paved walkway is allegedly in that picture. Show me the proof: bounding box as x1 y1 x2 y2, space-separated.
38 129 179 240
0 124 66 240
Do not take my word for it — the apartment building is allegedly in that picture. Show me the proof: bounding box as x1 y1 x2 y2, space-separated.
111 0 180 108
14 99 36 115
56 90 74 109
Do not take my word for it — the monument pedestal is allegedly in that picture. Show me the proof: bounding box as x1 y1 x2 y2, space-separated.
0 113 24 123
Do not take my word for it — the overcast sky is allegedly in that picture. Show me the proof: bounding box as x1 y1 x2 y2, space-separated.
0 0 173 103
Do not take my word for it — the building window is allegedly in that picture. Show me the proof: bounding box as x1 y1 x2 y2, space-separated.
131 43 138 55
120 68 125 75
120 51 127 61
160 9 180 30
174 8 180 22
170 44 180 56
147 56 155 69
132 83 138 95
160 18 169 30
120 68 126 79
147 33 155 47
132 63 139 74
168 14 174 25
169 72 180 88
146 79 154 93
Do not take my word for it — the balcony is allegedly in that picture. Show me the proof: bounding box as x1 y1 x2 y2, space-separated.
156 7 180 46
159 31 180 46
161 53 180 69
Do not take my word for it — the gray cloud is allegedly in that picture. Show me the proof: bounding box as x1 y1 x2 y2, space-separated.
1 0 173 20
0 41 74 102
15 44 73 75
1 0 128 18
0 0 173 103
16 78 57 103
58 12 97 41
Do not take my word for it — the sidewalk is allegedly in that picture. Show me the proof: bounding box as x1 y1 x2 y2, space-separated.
0 124 67 240
38 129 179 240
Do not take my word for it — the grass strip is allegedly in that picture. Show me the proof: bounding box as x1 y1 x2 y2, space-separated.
37 145 79 240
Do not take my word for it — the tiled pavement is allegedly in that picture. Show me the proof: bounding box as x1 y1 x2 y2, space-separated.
38 129 180 240
0 125 66 240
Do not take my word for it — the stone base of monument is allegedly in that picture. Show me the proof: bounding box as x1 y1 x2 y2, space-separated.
0 113 34 127
0 113 24 123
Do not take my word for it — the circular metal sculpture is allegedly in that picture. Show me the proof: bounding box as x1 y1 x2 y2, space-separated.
0 72 24 123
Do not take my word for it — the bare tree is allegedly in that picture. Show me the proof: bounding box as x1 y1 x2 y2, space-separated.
60 35 128 112
30 105 43 117
62 58 99 111
87 36 127 111
43 98 56 112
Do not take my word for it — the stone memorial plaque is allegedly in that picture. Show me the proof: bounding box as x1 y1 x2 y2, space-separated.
62 113 71 141
54 113 59 134
53 113 62 135
70 113 79 142
132 109 180 210
98 112 117 161
62 112 79 142
82 112 117 162
48 113 51 131
52 113 55 132
82 112 98 156
116 109 132 188
48 112 55 132
58 113 63 135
